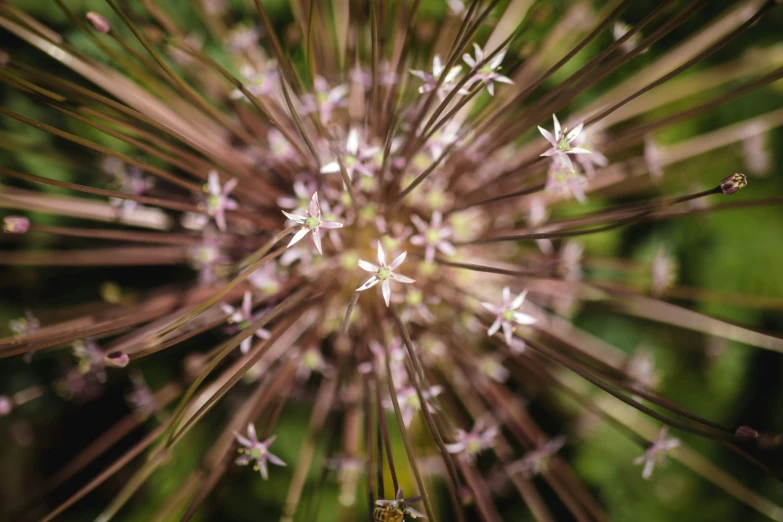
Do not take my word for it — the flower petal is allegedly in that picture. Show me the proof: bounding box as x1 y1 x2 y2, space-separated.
281 210 305 224
320 161 341 174
538 126 556 147
511 290 528 310
377 242 386 266
287 227 309 247
382 279 391 307
389 250 407 270
358 260 379 272
357 276 379 291
389 272 415 284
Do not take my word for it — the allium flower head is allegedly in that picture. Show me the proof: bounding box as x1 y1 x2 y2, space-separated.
234 424 286 479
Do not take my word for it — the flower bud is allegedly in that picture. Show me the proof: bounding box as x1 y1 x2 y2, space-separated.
720 173 747 195
86 12 111 34
104 350 130 368
3 216 30 234
735 425 758 439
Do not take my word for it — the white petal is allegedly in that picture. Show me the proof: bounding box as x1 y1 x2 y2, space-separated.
377 242 386 266
312 228 323 254
287 227 309 247
382 280 391 306
357 276 379 291
389 251 407 270
511 289 528 310
566 123 584 142
487 317 501 337
309 192 319 216
502 286 511 305
552 114 561 139
481 302 499 314
513 312 537 325
538 126 556 147
320 220 343 229
502 322 513 345
247 423 257 442
568 147 593 155
433 54 443 77
281 210 305 224
389 272 415 284
346 128 360 155
463 53 475 68
223 177 239 195
207 171 221 194
320 161 341 174
358 259 379 272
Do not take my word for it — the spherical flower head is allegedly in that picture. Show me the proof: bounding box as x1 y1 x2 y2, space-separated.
3 216 30 234
720 173 748 195
203 171 238 231
482 287 537 345
234 424 286 480
375 488 427 520
282 192 344 255
634 427 680 479
357 243 416 307
539 114 592 172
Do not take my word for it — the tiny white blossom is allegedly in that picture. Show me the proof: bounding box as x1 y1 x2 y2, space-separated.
410 54 465 100
482 287 537 345
538 114 592 172
446 420 499 460
282 193 343 255
634 427 679 479
357 243 416 306
410 211 455 263
320 128 379 178
462 44 513 96
234 424 286 479
203 171 238 231
220 291 272 354
509 436 566 478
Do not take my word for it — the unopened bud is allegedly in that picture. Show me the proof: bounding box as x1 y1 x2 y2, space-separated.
735 425 758 439
720 173 747 195
3 216 30 234
104 350 130 368
86 12 111 34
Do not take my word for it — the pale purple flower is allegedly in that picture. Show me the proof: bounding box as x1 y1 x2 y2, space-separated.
375 488 426 520
393 287 439 324
9 309 40 336
539 114 592 172
267 128 298 165
651 245 677 296
410 211 455 263
234 424 286 479
350 60 397 90
625 347 659 397
72 338 107 383
386 384 442 427
357 243 416 306
509 436 566 478
546 159 589 203
227 25 261 52
634 427 679 479
320 128 380 178
282 192 343 255
4 215 31 234
410 54 464 100
248 262 284 295
446 420 499 460
189 227 229 285
295 345 332 382
231 62 278 101
126 372 158 420
462 44 513 96
220 291 272 354
424 120 460 161
300 76 348 123
203 171 238 232
482 287 537 345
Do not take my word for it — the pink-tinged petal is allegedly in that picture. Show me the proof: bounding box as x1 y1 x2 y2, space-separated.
502 321 513 346
357 276 379 291
410 235 426 246
511 290 528 310
409 69 429 81
320 161 341 174
481 302 499 314
437 241 456 256
281 210 305 223
406 506 426 518
247 423 258 442
382 280 391 306
312 228 323 254
215 211 227 232
566 123 584 142
486 82 495 97
358 260 379 272
267 452 286 467
540 149 556 157
256 328 272 339
502 286 511 305
235 454 250 465
320 220 343 229
234 431 252 447
309 192 319 216
288 227 309 247
496 75 514 84
558 152 574 172
446 442 466 453
242 291 252 317
538 126 556 147
377 242 387 266
223 177 239 195
552 114 561 139
463 53 476 68
389 272 415 284
433 54 443 77
568 147 593 155
642 460 654 480
262 434 277 446
487 317 502 337
220 304 234 315
389 251 407 270
410 214 428 232
259 460 269 480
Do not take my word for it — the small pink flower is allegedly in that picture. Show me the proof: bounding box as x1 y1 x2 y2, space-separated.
410 54 465 100
539 114 592 172
462 44 513 96
410 211 455 263
3 216 30 234
300 76 348 123
234 424 286 479
282 192 344 255
482 287 537 345
446 419 499 460
203 171 238 232
220 291 272 354
634 427 679 479
509 436 566 478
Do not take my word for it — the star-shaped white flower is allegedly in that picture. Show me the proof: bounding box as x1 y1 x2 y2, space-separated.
357 243 415 306
462 43 513 96
203 171 238 231
320 128 379 178
410 211 455 263
538 114 592 172
282 192 343 255
234 424 286 480
410 54 465 100
634 427 679 479
482 287 537 345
